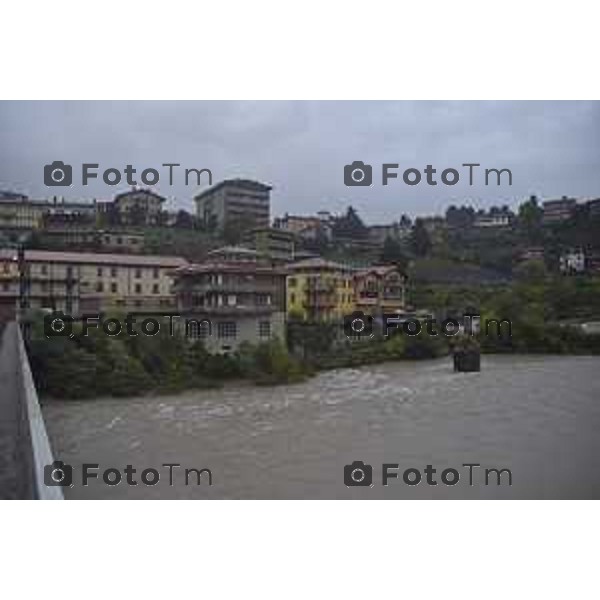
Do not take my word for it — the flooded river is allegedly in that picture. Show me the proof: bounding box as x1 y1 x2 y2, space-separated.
42 355 600 499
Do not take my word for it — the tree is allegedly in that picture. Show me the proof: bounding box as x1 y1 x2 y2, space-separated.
410 218 432 257
332 206 368 239
380 236 406 265
175 209 194 229
518 195 543 237
445 205 475 228
514 259 548 283
400 214 412 228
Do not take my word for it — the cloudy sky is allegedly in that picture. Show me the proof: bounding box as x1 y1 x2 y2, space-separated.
1 101 598 224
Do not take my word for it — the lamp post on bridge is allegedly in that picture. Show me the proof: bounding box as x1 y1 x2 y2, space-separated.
14 233 32 333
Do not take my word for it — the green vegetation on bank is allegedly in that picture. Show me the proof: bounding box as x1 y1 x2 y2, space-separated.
26 314 310 399
411 270 600 354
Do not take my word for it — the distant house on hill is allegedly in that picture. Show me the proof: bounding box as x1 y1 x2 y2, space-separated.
112 188 166 226
542 197 577 225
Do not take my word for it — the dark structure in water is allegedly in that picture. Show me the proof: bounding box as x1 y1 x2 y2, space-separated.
453 349 481 372
452 336 481 372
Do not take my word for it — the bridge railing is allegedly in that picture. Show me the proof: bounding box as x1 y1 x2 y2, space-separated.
0 321 63 500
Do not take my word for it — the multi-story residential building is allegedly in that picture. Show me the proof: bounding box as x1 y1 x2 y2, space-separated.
39 228 99 249
44 197 97 219
39 225 145 253
273 213 322 233
0 249 186 316
559 249 586 274
243 227 296 263
586 198 600 219
296 221 333 243
194 179 271 231
286 257 355 321
97 230 145 253
354 265 407 317
473 213 513 228
0 192 50 230
111 188 166 226
542 197 577 224
172 246 286 353
0 192 97 232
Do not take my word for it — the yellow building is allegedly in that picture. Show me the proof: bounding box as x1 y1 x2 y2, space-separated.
286 258 355 321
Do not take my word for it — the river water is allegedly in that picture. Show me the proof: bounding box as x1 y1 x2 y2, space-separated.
42 355 600 499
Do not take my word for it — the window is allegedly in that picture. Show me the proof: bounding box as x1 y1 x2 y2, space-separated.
217 321 237 339
41 281 48 292
66 267 73 278
41 265 48 275
256 294 271 305
97 267 103 277
135 283 142 294
111 267 117 277
111 282 118 293
135 268 142 278
288 277 297 287
259 320 271 338
152 283 159 294
290 293 296 304
96 282 104 292
186 319 211 339
153 267 159 279
117 237 123 245
3 263 10 273
2 282 9 291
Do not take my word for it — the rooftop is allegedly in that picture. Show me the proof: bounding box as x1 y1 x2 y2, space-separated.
114 188 166 202
355 265 407 278
174 262 286 276
287 257 354 272
194 179 272 201
207 245 262 257
0 249 186 268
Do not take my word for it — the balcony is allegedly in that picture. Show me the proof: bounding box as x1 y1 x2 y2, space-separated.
181 304 277 316
182 280 277 294
306 280 336 293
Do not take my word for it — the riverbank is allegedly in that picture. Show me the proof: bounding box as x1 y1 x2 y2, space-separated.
27 316 600 400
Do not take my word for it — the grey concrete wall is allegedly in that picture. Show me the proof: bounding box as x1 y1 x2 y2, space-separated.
183 311 286 353
0 322 62 499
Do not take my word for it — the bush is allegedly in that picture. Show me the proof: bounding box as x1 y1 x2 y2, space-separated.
28 338 98 399
232 338 308 385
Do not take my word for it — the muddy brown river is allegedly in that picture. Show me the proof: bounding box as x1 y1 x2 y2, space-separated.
42 355 600 499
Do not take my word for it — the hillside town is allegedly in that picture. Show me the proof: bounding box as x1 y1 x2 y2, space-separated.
1 180 600 354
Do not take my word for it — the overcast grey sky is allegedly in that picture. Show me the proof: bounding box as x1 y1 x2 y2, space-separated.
1 101 598 224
